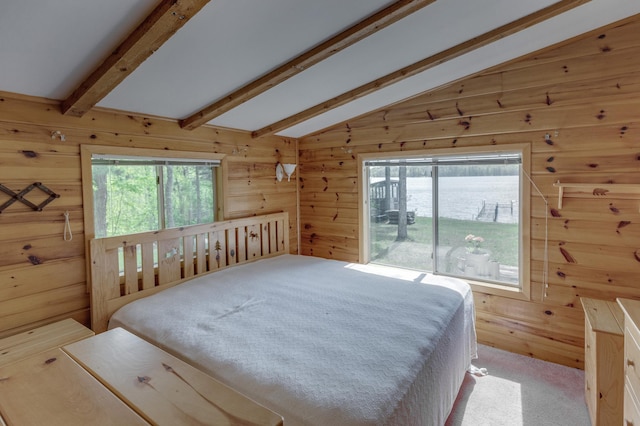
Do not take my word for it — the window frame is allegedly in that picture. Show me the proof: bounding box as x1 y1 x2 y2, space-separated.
81 145 225 241
358 143 531 300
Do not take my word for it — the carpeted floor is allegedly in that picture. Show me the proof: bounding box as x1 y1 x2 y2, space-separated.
445 344 590 426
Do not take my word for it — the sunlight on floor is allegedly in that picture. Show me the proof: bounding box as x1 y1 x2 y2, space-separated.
448 344 589 426
469 375 523 426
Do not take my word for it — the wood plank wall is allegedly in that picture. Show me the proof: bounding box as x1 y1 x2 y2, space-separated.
299 15 640 368
0 93 298 339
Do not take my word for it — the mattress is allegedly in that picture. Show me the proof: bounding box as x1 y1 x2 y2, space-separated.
109 254 477 425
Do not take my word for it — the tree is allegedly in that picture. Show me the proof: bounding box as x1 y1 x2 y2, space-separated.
384 166 392 212
397 164 408 240
165 166 175 228
93 166 108 238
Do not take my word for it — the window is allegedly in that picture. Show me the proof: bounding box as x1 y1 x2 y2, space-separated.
81 146 224 239
360 145 530 298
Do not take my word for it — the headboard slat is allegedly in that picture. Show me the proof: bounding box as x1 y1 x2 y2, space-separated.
227 228 238 266
247 224 260 260
237 226 248 263
195 233 206 274
123 245 138 295
208 231 220 270
261 222 270 256
277 218 285 252
141 242 155 290
158 238 181 285
183 235 195 279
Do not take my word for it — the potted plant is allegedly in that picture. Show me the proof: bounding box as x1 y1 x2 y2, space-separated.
465 234 489 275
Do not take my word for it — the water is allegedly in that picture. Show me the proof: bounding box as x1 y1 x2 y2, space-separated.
372 176 519 223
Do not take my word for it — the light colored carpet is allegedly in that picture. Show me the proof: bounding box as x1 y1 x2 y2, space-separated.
446 344 590 426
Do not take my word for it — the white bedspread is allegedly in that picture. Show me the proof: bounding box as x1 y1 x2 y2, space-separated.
110 254 477 425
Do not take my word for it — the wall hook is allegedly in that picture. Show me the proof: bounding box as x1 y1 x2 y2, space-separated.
51 130 66 142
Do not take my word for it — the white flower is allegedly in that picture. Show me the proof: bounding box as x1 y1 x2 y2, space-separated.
465 234 484 253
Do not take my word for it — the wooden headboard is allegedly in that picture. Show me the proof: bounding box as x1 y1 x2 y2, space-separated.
89 212 289 332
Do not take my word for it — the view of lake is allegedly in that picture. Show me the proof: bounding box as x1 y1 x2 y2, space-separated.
373 176 519 223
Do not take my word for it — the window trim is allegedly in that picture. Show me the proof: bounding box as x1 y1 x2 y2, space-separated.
80 145 225 241
358 143 531 300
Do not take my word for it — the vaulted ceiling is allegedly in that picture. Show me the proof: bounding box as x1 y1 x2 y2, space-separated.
1 0 639 138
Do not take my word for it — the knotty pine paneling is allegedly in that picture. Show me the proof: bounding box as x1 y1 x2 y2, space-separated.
299 16 640 368
0 93 297 338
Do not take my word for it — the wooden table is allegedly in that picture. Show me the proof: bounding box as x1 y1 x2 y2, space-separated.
64 328 283 425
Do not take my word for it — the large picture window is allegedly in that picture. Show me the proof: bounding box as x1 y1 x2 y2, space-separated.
361 145 530 297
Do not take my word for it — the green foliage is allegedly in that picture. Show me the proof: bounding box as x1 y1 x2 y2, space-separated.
93 164 215 238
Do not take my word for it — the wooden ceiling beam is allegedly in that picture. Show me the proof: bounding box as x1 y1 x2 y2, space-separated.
61 0 210 117
252 0 591 138
179 0 437 130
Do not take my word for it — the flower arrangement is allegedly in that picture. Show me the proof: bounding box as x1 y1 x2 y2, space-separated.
465 234 485 254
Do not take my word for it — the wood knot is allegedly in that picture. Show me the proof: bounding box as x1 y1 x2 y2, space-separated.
458 120 471 130
137 376 151 384
559 247 576 263
618 221 631 229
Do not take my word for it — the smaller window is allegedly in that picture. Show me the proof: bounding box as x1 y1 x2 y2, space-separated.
82 146 223 239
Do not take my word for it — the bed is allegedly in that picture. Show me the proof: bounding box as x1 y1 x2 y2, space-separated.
89 212 477 425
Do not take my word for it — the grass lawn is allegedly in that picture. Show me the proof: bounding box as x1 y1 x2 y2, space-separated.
370 216 519 272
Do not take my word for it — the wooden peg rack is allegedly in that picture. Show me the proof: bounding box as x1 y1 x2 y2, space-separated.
0 182 60 213
553 181 640 211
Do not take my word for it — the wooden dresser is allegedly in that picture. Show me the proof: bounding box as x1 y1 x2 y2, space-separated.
618 298 640 426
580 297 624 426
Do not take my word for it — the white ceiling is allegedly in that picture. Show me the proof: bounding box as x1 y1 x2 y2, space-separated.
1 0 639 138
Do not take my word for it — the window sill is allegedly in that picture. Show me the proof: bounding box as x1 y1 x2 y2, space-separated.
468 279 530 300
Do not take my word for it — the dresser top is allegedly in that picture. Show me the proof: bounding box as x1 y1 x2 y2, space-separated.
581 297 624 335
618 298 640 332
